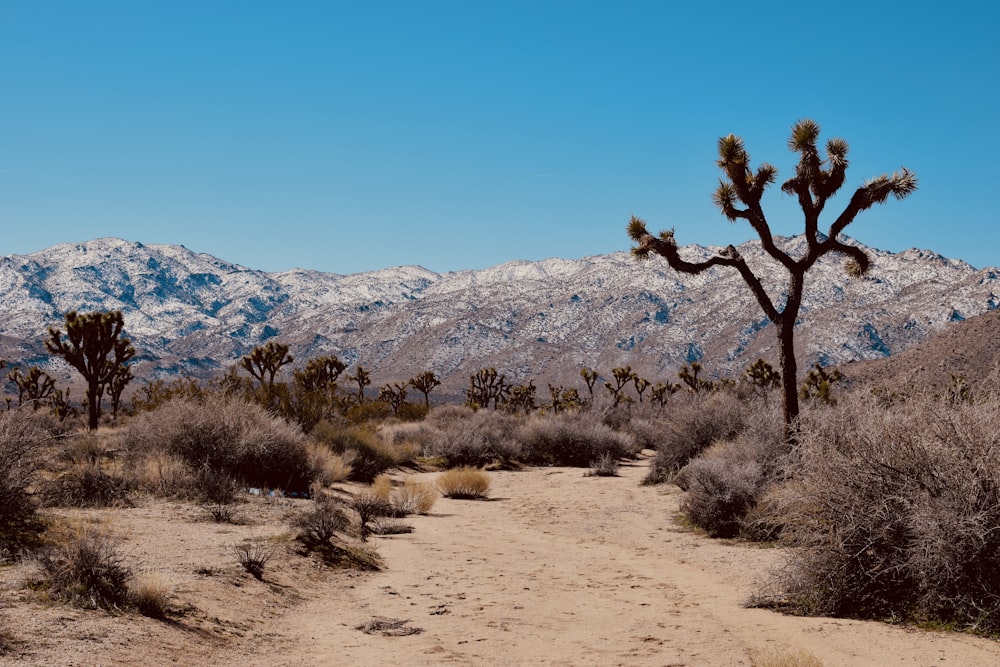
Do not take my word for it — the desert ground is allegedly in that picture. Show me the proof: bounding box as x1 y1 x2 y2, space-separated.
2 453 998 667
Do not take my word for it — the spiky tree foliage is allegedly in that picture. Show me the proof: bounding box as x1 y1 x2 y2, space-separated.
650 381 679 409
604 366 636 406
348 365 371 405
107 364 133 419
466 367 508 410
294 355 346 393
678 362 715 393
799 362 843 404
744 358 781 390
377 382 408 416
240 341 293 390
629 119 917 438
632 375 651 403
46 310 136 430
8 366 57 410
548 384 582 414
408 370 441 408
503 381 537 414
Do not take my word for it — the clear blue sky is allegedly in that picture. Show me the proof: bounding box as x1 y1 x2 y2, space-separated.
2 1 997 274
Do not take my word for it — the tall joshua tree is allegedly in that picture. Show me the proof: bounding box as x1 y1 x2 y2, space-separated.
47 310 136 430
628 119 916 438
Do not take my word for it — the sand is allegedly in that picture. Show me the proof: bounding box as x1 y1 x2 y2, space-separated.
3 455 998 666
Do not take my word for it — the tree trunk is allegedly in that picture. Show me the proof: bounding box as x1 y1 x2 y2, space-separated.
777 318 799 442
87 378 100 431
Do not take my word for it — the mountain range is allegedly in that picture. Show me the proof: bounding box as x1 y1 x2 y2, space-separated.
0 236 996 398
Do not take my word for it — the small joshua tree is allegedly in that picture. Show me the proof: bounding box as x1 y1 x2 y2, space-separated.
604 366 635 406
408 370 441 408
629 119 916 439
466 368 508 410
46 310 135 430
348 365 371 405
240 341 293 391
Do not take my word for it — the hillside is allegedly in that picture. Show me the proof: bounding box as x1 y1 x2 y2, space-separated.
0 237 996 394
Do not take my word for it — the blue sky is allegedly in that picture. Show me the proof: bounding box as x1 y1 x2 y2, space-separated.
1 1 997 274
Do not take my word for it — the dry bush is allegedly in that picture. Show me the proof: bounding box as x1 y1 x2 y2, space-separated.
38 525 134 611
676 405 785 538
295 496 350 549
585 452 620 477
750 647 824 667
424 408 521 467
516 412 634 467
643 391 750 484
129 450 197 497
437 467 490 499
765 392 1000 633
234 539 273 579
369 475 438 516
351 491 393 540
308 442 352 486
311 421 403 482
122 395 320 493
377 421 441 455
131 571 172 618
0 411 50 557
392 478 437 515
40 462 134 508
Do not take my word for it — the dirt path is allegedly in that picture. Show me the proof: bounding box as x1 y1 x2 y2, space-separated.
252 458 1000 666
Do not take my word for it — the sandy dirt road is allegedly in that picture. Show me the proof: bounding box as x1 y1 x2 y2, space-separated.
251 458 1000 666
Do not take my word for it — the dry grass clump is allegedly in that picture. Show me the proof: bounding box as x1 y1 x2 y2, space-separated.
643 391 750 484
437 467 490 499
424 408 521 467
369 475 438 516
517 411 635 467
122 395 320 494
131 571 172 618
355 616 423 636
764 391 1000 633
750 647 824 667
37 524 134 611
585 452 620 477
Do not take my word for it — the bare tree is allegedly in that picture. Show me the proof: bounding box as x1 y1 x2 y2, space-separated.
628 119 916 438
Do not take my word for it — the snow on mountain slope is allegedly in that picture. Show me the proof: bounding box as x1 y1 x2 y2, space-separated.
0 236 995 393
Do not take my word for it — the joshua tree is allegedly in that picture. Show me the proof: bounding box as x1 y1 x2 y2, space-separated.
604 366 635 406
240 341 293 390
46 310 136 430
8 366 57 410
377 382 408 415
744 358 781 390
466 367 508 410
579 367 599 400
678 362 714 394
348 365 371 405
628 119 916 438
408 370 441 408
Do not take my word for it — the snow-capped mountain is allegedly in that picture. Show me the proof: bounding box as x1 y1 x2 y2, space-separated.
0 237 996 395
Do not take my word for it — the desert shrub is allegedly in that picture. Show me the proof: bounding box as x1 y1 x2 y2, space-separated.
122 395 320 493
437 467 490 499
295 496 350 549
424 409 521 467
128 450 198 498
234 539 273 579
424 403 476 429
369 474 438 516
585 452 620 477
351 491 393 540
391 478 437 515
40 463 134 508
766 393 1000 633
0 411 50 557
311 421 401 482
750 647 823 667
131 571 171 618
344 401 393 424
643 391 750 484
378 421 441 456
38 525 133 611
676 405 785 538
516 412 634 467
